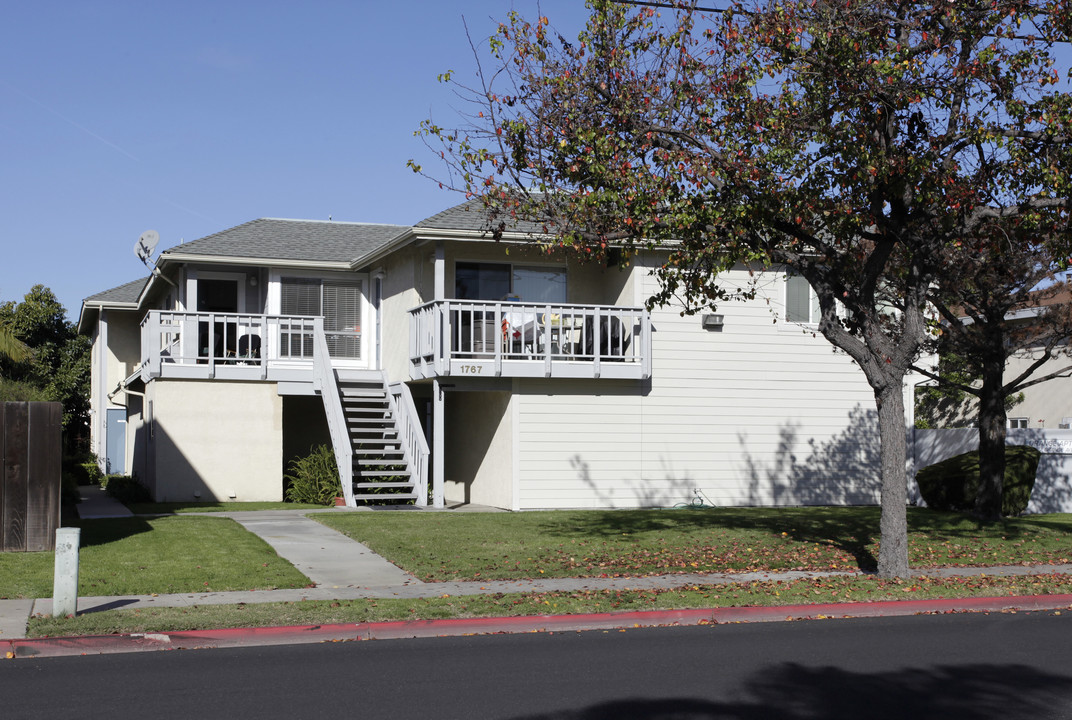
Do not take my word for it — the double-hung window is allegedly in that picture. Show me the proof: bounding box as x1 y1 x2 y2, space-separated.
785 274 820 324
280 277 362 359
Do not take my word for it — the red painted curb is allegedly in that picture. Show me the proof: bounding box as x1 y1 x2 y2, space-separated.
6 594 1072 658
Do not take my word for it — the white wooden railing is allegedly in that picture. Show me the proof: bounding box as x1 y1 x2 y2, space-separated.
409 300 651 379
388 380 430 506
311 318 355 506
140 311 323 377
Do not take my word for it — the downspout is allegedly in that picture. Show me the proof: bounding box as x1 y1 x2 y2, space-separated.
431 241 446 508
373 268 385 370
96 310 109 471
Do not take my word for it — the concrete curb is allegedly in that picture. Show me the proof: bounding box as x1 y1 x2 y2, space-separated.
6 593 1072 659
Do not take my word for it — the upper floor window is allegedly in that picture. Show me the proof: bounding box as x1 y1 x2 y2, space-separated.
785 274 820 324
455 262 566 303
281 277 362 359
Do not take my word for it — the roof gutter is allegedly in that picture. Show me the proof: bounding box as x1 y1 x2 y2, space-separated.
76 299 139 335
350 227 557 271
158 252 354 270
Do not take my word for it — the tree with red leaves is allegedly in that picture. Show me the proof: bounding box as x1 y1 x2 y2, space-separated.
411 0 1072 577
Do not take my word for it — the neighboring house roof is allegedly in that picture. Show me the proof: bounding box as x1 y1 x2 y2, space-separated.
77 277 149 334
160 218 411 265
83 277 148 306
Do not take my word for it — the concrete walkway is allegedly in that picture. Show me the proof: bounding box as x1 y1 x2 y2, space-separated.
75 484 133 519
3 489 1072 646
225 511 420 589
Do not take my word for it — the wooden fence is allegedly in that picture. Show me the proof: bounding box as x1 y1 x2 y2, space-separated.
0 402 61 551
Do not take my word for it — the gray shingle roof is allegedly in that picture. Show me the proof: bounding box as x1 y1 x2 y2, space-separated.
162 218 410 264
83 277 148 305
416 199 549 235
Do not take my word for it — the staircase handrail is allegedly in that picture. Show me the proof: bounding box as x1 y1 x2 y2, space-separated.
387 379 430 507
311 318 354 506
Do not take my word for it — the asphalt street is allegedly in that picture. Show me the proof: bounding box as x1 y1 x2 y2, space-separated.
3 610 1072 719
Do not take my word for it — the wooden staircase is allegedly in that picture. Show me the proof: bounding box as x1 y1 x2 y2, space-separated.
336 373 425 504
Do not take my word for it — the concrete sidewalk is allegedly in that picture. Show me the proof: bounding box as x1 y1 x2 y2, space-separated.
3 490 1072 651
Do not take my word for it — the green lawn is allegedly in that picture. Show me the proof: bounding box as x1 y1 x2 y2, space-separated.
27 571 1072 638
13 506 1072 637
0 516 310 599
124 501 325 514
314 507 1072 581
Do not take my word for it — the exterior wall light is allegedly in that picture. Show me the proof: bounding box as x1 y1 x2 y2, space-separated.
702 314 724 331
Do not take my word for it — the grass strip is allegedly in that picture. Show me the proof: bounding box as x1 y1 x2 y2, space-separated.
314 508 1072 581
0 516 310 599
27 572 1072 638
124 501 324 514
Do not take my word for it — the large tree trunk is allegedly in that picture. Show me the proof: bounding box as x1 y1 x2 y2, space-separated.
875 382 910 578
975 356 1007 519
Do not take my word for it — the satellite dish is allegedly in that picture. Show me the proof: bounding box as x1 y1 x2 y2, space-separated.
134 230 160 265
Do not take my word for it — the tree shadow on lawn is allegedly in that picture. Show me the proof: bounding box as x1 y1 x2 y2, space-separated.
74 517 156 548
535 506 1066 574
536 506 883 572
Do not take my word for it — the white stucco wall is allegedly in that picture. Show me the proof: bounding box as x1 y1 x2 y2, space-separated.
379 245 425 383
147 380 284 502
444 390 514 508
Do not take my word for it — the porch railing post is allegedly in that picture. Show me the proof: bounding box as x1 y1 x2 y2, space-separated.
593 306 602 379
642 308 652 379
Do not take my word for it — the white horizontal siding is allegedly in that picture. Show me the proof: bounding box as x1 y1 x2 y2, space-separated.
515 264 881 509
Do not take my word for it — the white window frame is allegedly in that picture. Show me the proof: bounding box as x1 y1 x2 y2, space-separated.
267 269 372 368
453 259 568 303
1008 417 1029 429
784 273 820 325
190 270 248 314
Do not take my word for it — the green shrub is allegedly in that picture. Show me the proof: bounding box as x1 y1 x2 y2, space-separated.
917 445 1040 516
81 461 104 485
284 445 342 506
102 474 152 505
0 379 49 402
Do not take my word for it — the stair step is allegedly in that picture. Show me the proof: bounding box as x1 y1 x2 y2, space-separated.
356 458 408 466
352 492 419 501
341 389 388 398
355 480 414 487
357 470 412 478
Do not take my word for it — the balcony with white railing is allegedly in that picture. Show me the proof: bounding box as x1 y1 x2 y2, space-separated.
409 300 651 381
139 311 353 383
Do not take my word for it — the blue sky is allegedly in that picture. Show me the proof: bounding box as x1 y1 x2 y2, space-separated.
1 2 1069 319
0 0 590 317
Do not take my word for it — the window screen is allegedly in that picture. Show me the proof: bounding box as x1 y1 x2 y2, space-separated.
280 277 362 359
